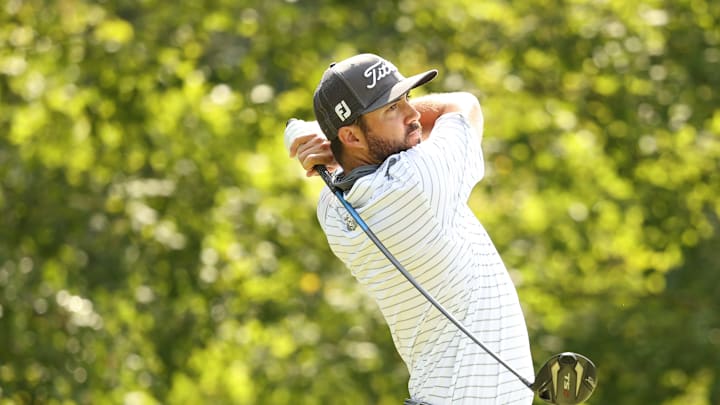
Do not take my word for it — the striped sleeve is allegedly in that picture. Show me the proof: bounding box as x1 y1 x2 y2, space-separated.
412 112 484 205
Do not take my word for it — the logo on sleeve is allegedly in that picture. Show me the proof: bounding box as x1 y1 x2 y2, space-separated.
335 100 351 121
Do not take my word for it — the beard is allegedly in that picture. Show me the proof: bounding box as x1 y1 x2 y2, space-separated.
366 121 422 163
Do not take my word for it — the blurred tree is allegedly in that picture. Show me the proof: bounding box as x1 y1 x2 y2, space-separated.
0 0 717 404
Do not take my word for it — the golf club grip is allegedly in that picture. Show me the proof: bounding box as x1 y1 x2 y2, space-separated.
312 163 534 390
315 165 335 188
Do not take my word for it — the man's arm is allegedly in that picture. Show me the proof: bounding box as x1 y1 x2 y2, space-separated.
286 92 483 177
411 92 483 143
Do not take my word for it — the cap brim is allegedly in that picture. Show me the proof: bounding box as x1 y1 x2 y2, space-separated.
363 69 438 114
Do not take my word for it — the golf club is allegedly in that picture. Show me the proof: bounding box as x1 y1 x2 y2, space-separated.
285 119 598 404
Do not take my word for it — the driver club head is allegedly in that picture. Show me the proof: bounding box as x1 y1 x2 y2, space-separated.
532 352 598 404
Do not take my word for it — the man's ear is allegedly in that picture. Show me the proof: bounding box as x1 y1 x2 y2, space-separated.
337 126 364 149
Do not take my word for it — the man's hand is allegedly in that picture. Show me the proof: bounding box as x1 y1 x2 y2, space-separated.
288 127 339 177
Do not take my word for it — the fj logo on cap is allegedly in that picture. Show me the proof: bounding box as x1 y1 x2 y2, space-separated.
335 100 351 121
364 59 398 89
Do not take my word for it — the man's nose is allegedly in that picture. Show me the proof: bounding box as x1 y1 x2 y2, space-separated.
405 103 421 123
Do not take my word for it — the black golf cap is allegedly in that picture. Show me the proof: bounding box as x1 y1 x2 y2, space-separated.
313 53 438 141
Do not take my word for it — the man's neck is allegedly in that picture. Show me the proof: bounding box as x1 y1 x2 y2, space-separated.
341 153 377 173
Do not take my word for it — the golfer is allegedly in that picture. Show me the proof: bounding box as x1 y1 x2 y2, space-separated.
287 53 534 404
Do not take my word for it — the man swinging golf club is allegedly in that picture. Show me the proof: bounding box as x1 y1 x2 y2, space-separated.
285 53 597 404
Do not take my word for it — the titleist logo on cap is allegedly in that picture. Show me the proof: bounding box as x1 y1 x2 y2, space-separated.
364 59 398 89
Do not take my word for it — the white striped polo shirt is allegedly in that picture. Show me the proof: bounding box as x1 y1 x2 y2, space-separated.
317 112 534 404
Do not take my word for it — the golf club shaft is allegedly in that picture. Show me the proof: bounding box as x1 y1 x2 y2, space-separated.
315 165 534 389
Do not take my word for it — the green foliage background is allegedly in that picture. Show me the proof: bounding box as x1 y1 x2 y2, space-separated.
1 0 719 404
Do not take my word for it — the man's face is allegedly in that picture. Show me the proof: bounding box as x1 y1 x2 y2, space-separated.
359 93 422 163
